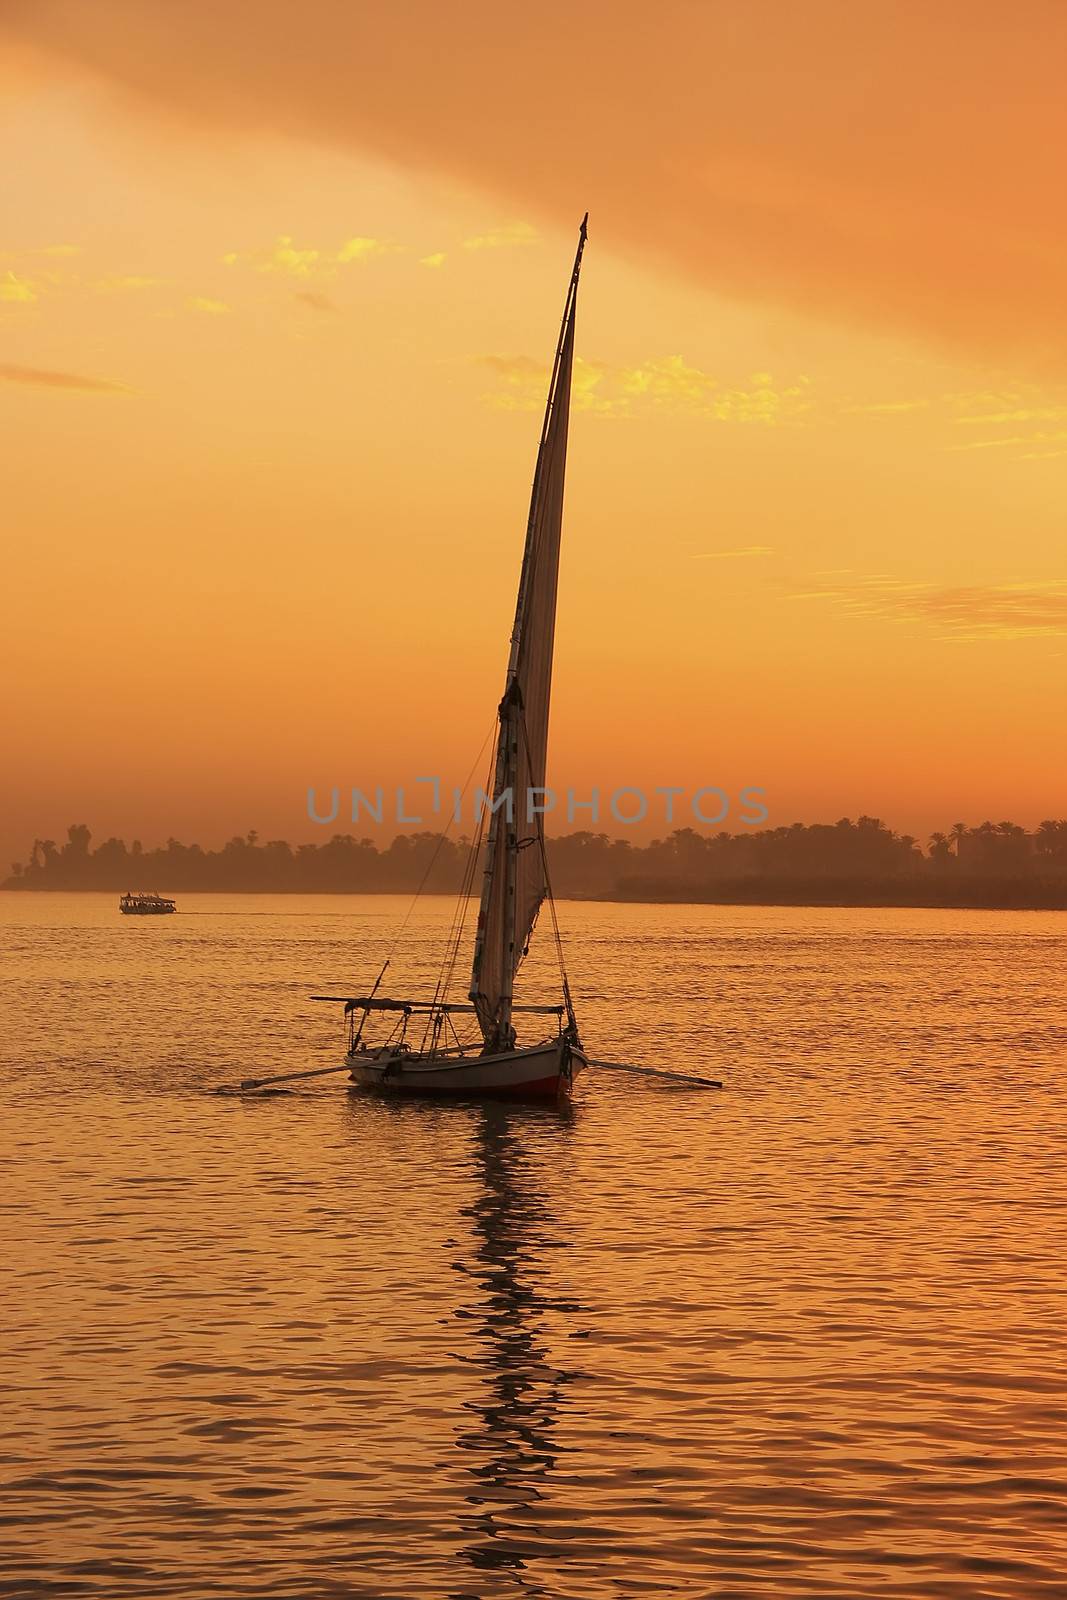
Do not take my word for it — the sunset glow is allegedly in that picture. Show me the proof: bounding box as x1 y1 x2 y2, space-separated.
5 15 1067 1599
3 3 1066 870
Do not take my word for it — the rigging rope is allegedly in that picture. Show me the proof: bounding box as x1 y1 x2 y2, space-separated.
377 717 497 975
419 732 498 1050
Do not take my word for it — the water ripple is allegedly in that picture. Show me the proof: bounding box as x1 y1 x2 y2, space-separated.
2 894 1065 1597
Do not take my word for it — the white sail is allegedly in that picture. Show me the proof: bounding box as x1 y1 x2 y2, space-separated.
470 219 586 1046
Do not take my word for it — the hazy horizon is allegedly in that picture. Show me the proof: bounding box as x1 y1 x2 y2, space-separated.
8 804 1067 870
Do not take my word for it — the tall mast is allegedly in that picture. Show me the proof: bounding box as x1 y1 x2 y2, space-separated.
505 213 587 686
469 216 587 1048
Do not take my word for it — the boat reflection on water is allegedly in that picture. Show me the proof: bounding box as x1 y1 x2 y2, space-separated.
452 1100 584 1583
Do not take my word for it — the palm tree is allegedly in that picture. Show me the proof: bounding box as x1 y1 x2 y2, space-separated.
928 831 953 867
1036 820 1067 861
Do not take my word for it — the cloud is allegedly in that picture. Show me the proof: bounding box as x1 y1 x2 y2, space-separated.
187 295 231 314
223 233 392 278
336 235 387 263
8 2 1067 370
953 408 1067 426
224 236 318 276
842 399 931 415
95 274 162 291
420 252 446 268
480 354 617 414
478 354 549 410
834 387 1067 458
0 271 37 303
791 575 1067 640
694 546 775 559
620 355 712 405
463 221 537 251
0 362 128 393
479 352 810 422
294 289 337 311
946 430 1067 455
622 358 810 422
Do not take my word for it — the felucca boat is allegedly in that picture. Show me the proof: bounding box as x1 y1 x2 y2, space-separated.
315 217 590 1099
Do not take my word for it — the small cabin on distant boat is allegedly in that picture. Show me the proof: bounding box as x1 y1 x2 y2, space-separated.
119 892 177 915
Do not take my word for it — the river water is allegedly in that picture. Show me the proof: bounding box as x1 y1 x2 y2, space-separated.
2 893 1065 1598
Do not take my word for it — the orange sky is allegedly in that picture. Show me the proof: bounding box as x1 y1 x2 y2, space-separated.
2 2 1066 869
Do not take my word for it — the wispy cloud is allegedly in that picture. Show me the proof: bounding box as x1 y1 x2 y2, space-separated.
0 362 128 393
336 236 386 264
480 355 618 416
842 398 931 415
946 430 1067 455
693 545 775 559
791 574 1067 640
624 359 810 422
1 258 167 308
479 352 810 423
0 271 37 303
836 384 1067 461
223 234 394 278
463 221 538 251
954 407 1067 426
187 295 231 315
420 251 446 268
479 353 548 408
95 274 162 292
941 400 1067 459
223 237 315 276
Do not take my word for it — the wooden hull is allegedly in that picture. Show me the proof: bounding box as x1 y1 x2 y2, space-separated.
347 1037 586 1100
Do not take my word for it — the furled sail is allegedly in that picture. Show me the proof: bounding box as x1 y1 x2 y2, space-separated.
470 217 586 1046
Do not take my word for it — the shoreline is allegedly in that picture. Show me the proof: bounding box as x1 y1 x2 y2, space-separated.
4 884 1066 911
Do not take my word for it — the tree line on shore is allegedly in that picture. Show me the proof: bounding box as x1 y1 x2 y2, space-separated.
5 817 1067 905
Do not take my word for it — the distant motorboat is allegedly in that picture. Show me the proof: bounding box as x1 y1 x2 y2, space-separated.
119 892 177 915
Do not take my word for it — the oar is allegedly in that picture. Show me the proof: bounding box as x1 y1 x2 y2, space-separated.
221 1057 722 1095
588 1059 723 1090
222 1063 356 1094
